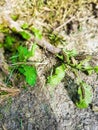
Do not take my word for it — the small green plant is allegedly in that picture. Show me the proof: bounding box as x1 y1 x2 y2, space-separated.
21 23 29 30
76 81 92 108
48 32 65 46
63 49 77 64
30 26 42 39
47 64 66 86
17 45 32 61
19 31 31 40
94 66 98 73
48 49 97 108
11 44 37 86
4 35 16 49
19 65 37 86
2 25 38 87
0 24 9 33
11 14 19 21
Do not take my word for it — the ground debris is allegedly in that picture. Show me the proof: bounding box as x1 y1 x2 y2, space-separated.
0 48 15 87
0 81 20 104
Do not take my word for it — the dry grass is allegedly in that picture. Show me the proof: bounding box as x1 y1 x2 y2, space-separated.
3 0 97 27
36 0 97 28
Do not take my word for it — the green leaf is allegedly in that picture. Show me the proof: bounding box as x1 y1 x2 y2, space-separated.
47 64 66 86
56 54 64 60
83 65 94 75
63 49 77 58
0 24 9 33
11 27 18 33
17 45 35 61
19 65 37 86
30 27 42 39
18 46 30 61
11 14 19 21
4 35 16 49
0 43 3 48
63 49 77 63
19 31 31 40
76 57 94 75
30 43 38 56
10 53 19 63
76 82 93 108
94 66 98 73
21 23 29 29
18 67 25 74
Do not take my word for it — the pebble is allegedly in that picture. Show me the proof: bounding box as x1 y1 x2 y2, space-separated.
92 105 98 112
25 112 31 118
27 123 32 130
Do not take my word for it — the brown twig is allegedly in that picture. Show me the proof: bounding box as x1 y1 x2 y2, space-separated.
2 125 7 130
0 82 20 94
54 16 75 31
0 81 20 104
2 13 62 55
31 37 61 54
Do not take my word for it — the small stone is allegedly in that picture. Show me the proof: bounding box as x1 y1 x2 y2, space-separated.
92 105 98 112
25 112 31 118
28 123 32 130
91 124 98 130
66 126 74 130
62 119 72 127
84 125 91 130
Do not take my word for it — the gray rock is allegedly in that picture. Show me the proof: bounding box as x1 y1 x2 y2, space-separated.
27 123 32 130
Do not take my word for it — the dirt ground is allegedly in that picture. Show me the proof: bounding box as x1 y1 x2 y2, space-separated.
0 0 98 130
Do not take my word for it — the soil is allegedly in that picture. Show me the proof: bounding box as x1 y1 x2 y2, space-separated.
0 0 98 130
